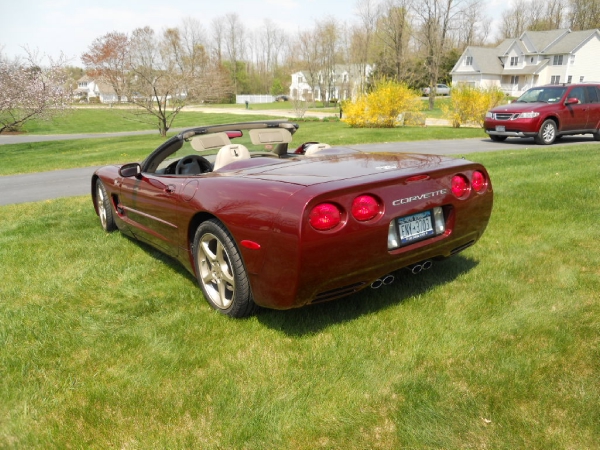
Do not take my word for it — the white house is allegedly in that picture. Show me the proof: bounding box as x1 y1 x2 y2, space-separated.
75 75 124 103
451 28 600 96
289 65 372 102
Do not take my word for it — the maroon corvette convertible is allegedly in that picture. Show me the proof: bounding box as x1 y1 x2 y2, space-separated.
92 120 493 317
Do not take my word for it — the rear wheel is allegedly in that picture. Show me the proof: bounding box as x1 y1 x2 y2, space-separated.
534 119 557 145
593 131 600 141
96 180 117 232
193 219 257 318
490 135 507 142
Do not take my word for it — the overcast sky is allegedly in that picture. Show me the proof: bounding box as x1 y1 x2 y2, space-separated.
1 0 506 65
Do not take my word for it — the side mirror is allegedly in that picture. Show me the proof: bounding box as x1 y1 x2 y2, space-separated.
119 163 141 178
565 97 580 105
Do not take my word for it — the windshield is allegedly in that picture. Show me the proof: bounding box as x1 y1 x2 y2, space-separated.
516 87 567 104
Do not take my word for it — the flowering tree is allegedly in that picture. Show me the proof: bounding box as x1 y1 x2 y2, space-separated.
0 51 71 133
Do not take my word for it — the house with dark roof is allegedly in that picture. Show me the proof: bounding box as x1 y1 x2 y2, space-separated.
451 28 600 96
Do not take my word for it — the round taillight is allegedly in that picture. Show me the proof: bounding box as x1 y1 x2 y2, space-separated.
309 203 342 231
471 171 487 193
351 195 380 221
451 175 470 198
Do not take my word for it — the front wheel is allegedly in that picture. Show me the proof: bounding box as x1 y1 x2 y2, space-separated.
96 180 117 232
534 119 557 145
193 219 257 318
490 135 507 142
593 131 600 141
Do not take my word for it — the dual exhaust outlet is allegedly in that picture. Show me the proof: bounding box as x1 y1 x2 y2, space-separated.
370 260 433 289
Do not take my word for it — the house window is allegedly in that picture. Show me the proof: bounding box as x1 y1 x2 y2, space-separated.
580 76 585 82
553 55 564 65
567 75 572 84
510 56 518 66
298 76 304 83
551 75 561 84
570 55 575 64
530 57 534 63
511 76 519 85
465 56 473 66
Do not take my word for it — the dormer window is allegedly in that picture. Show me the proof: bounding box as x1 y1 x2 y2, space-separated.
465 56 473 66
510 56 518 66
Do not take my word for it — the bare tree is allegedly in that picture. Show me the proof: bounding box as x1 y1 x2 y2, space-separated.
81 31 129 102
456 0 491 47
0 50 71 133
124 27 201 136
316 18 343 105
211 16 225 64
375 0 413 81
569 0 600 30
222 13 246 94
353 0 380 92
413 0 475 109
296 28 322 104
497 0 536 39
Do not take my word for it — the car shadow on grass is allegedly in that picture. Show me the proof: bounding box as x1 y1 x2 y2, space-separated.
257 255 479 336
125 234 478 333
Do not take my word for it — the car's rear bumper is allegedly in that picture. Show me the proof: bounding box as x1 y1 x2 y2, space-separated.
486 130 537 138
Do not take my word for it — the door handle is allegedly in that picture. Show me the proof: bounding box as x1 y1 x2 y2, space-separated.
165 184 176 194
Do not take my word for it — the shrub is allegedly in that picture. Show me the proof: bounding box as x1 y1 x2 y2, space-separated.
342 79 422 128
442 85 506 128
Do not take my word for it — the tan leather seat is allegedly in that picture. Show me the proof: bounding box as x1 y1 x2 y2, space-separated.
304 143 331 156
213 144 251 170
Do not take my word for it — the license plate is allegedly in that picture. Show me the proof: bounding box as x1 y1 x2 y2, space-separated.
398 211 434 245
495 125 505 132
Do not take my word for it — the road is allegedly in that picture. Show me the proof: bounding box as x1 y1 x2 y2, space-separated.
1 129 598 206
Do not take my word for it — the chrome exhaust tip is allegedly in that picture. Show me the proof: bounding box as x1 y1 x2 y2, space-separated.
407 260 432 275
371 279 383 289
408 264 422 274
382 274 395 285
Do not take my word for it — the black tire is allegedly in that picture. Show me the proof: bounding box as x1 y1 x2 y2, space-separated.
490 135 507 142
534 119 557 145
593 131 600 141
96 180 117 232
193 219 257 318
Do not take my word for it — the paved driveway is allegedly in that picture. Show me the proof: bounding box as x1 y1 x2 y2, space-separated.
1 133 598 206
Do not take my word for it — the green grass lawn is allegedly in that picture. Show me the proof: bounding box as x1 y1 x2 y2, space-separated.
1 109 485 176
1 144 599 448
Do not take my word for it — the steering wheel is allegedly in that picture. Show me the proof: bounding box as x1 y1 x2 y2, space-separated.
175 155 212 175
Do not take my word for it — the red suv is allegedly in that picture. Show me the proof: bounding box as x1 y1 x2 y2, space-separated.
484 83 600 145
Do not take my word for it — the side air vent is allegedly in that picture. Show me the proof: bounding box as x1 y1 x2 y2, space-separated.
312 282 367 303
450 240 475 255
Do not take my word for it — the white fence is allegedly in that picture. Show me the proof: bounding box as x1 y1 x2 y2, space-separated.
236 95 276 104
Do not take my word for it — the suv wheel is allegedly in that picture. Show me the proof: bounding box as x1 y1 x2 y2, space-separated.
593 131 600 141
534 119 557 145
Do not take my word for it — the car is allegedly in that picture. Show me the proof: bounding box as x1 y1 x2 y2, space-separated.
275 95 290 102
92 120 494 317
422 84 451 96
484 83 600 145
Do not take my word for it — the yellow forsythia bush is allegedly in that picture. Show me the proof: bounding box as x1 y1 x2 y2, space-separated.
342 79 422 128
442 85 506 128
